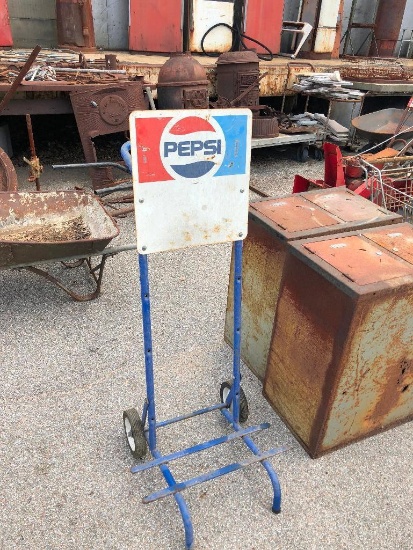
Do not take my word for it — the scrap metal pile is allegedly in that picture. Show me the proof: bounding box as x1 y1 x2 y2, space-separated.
286 112 350 145
0 48 129 84
292 71 365 100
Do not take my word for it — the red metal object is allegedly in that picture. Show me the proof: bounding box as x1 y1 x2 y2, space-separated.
292 142 345 193
370 0 408 57
56 0 96 51
243 0 284 55
129 0 183 53
0 0 12 46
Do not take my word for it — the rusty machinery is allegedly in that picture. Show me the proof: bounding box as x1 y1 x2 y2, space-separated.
69 81 150 189
157 52 209 110
214 50 278 138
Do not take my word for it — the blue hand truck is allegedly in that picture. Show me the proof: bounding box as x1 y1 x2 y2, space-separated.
122 108 285 549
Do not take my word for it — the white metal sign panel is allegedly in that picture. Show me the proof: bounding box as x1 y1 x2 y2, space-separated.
130 109 252 254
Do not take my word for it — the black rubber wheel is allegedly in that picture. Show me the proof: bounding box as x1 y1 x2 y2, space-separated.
296 145 309 163
313 148 323 161
220 381 249 423
123 408 147 459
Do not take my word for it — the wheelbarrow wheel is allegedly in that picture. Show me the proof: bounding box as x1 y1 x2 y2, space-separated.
220 381 249 423
123 408 147 459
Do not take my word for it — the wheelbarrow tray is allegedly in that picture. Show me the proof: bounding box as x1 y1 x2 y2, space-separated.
0 190 119 268
351 108 413 142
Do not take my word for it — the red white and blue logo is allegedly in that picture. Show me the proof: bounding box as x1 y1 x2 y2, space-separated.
134 113 248 184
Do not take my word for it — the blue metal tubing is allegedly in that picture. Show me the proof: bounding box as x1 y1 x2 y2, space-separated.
138 253 157 452
132 423 271 474
141 399 149 426
120 141 132 173
231 240 243 424
221 407 282 513
154 402 226 429
139 253 194 549
144 448 285 504
153 448 194 550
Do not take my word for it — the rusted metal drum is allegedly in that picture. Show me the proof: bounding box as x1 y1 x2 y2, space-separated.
157 53 209 110
215 51 260 107
264 223 413 457
0 147 18 191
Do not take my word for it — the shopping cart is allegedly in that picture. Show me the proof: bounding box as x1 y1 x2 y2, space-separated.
358 155 413 223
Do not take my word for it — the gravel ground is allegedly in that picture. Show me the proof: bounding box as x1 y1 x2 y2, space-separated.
1 153 412 550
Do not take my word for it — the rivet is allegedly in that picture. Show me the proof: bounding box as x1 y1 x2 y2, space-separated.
240 189 245 193
238 232 243 237
142 246 147 251
139 198 144 203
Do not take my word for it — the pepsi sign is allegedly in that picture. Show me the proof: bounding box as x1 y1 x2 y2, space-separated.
133 113 248 184
130 108 251 254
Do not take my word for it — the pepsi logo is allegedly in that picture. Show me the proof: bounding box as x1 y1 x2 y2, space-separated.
160 116 226 180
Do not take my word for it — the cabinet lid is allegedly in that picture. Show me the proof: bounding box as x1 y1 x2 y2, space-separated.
363 224 413 266
305 188 391 222
251 196 339 233
303 235 413 285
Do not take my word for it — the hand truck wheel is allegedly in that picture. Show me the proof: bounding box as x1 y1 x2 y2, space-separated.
123 408 147 459
219 381 249 423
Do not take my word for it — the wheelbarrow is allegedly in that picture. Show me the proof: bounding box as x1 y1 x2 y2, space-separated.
0 146 18 191
0 190 134 301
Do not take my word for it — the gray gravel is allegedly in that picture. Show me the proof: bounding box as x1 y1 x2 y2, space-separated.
1 156 412 550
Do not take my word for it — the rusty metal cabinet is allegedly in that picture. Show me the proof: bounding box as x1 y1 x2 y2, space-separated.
225 187 401 382
264 223 413 457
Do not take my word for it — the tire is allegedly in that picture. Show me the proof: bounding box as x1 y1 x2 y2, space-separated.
123 408 147 459
220 381 249 423
313 148 323 161
296 145 309 163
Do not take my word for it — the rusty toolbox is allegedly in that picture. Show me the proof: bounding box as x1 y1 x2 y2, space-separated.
225 187 402 381
263 223 413 458
0 191 119 267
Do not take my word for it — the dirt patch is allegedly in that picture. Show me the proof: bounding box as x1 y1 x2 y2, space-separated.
0 216 91 242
